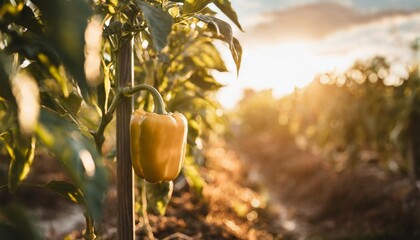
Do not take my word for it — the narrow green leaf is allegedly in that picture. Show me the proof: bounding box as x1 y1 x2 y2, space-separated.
44 180 85 205
96 82 107 116
183 0 212 14
36 108 108 221
137 1 173 52
31 0 93 103
8 138 35 192
213 0 243 31
231 37 242 74
0 132 13 158
96 62 112 115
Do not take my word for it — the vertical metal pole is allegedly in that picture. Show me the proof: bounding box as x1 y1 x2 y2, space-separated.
116 37 135 240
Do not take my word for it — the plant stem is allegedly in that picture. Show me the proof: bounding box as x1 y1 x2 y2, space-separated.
93 91 123 151
123 84 167 115
141 180 155 240
83 213 96 240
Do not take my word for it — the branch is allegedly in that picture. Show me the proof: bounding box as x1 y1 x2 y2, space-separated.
122 84 167 114
92 90 123 151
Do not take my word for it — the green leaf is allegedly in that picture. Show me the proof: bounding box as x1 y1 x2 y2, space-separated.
31 0 93 103
183 159 205 196
96 62 112 115
14 5 43 34
8 138 35 192
22 61 64 101
103 20 123 36
190 42 227 71
145 181 173 216
36 108 108 221
213 0 243 31
137 1 173 52
187 119 201 145
196 15 233 44
0 54 14 103
96 82 107 116
195 15 241 72
231 37 242 74
58 92 83 116
35 53 70 97
1 203 42 240
0 132 13 158
0 3 42 35
183 0 212 14
3 31 71 98
39 90 82 127
44 180 85 205
190 70 224 90
0 103 15 134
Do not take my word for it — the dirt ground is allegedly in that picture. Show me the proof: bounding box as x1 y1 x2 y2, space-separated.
15 140 278 239
233 133 420 240
11 135 420 239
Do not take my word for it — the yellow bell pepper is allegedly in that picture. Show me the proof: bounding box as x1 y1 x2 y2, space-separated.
130 109 188 183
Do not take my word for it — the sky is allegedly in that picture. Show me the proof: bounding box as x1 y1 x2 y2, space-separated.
216 0 420 108
233 0 420 16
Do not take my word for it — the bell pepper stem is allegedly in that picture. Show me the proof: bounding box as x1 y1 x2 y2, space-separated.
122 84 167 115
92 84 166 151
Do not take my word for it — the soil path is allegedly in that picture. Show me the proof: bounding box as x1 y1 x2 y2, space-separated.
232 136 420 239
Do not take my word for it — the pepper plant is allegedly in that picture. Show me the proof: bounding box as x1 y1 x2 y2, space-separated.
284 57 420 178
0 0 242 239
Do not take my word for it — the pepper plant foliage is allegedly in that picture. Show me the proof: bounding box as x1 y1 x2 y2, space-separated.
283 57 420 174
0 0 242 238
97 0 242 197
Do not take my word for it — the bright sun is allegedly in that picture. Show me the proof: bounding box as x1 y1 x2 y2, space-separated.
216 41 354 108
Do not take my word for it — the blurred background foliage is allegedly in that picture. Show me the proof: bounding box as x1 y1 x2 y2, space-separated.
289 57 420 177
234 55 420 179
230 54 420 238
